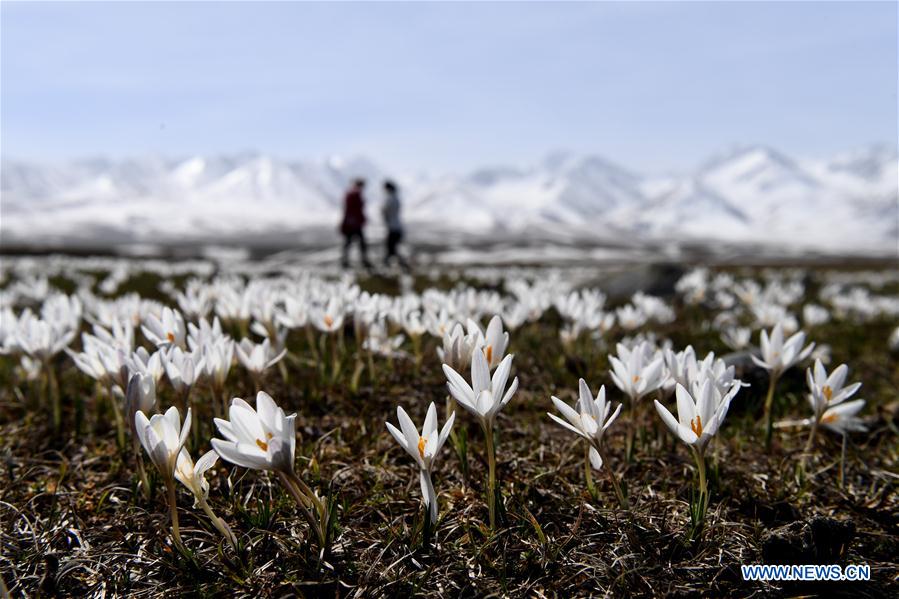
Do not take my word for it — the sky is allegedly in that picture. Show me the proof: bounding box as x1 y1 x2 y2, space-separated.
1 1 896 174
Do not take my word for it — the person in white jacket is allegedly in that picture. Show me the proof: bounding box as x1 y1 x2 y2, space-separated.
382 180 410 270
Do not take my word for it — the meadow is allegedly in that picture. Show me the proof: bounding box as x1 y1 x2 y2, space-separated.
0 254 896 597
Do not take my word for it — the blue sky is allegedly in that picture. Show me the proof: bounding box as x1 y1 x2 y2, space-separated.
1 1 896 174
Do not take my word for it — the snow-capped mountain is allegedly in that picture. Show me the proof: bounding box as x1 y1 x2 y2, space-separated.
1 145 896 253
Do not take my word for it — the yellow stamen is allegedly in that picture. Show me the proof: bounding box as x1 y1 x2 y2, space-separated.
632 375 640 384
485 345 493 365
822 413 837 424
822 385 833 401
690 415 703 437
324 315 334 328
256 438 268 451
417 436 427 459
166 332 175 343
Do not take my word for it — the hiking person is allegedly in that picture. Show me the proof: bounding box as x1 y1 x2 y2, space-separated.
382 179 409 270
340 178 372 269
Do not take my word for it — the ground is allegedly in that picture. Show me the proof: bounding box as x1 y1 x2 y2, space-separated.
0 263 897 598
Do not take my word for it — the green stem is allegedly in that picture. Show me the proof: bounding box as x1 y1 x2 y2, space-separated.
598 446 628 509
305 325 320 361
690 446 709 535
763 373 779 450
165 480 185 553
484 421 497 529
278 471 326 547
839 432 847 489
584 443 597 500
108 384 127 451
198 494 238 551
625 396 636 463
133 436 151 499
45 360 61 434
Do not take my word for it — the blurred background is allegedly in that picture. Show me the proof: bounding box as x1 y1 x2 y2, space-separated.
1 1 896 263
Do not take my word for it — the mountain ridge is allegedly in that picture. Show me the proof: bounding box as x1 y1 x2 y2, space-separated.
2 145 896 253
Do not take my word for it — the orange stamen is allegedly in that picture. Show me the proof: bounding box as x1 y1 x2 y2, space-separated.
690 415 703 437
417 436 427 459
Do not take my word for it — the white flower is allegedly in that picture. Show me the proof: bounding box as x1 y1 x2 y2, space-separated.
720 326 751 351
174 448 219 505
311 298 345 333
386 402 455 523
200 338 234 389
548 380 621 469
751 323 815 378
134 406 192 477
816 400 867 434
125 372 157 427
802 304 830 327
436 322 478 371
806 360 862 420
128 347 165 385
236 337 286 375
615 305 647 330
68 334 129 387
478 315 509 369
163 346 204 394
11 310 76 360
211 391 296 472
442 349 518 428
141 306 186 349
608 342 665 401
186 316 226 351
654 381 739 451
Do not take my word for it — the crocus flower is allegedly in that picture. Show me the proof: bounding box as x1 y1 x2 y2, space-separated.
654 381 738 452
212 392 329 548
751 322 815 379
548 380 621 469
442 349 518 528
806 360 862 417
135 406 192 550
478 315 509 369
235 337 287 376
752 323 815 448
211 392 296 472
436 322 478 371
548 380 626 506
386 403 455 524
163 346 204 397
125 373 157 430
654 379 740 538
174 447 238 549
608 342 665 402
175 448 219 505
801 360 866 446
141 306 186 349
135 406 192 476
443 349 518 430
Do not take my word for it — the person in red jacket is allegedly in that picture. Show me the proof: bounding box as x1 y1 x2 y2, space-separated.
340 178 373 269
